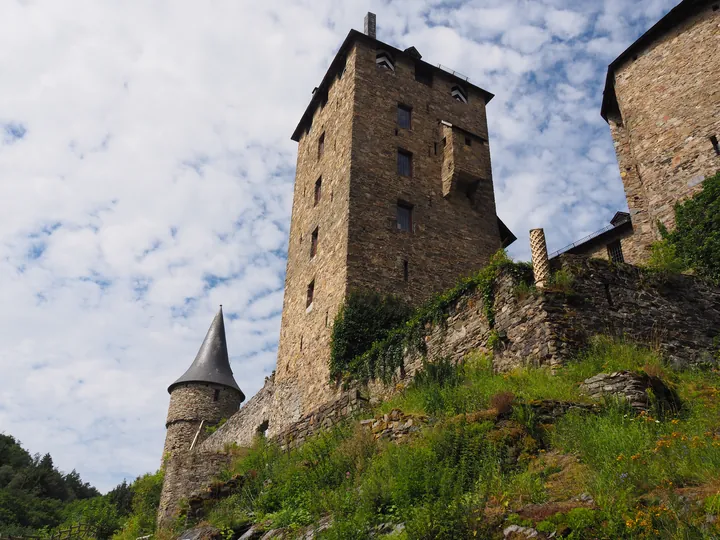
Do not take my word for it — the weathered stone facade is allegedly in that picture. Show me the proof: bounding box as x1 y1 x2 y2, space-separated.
604 0 720 262
273 28 510 433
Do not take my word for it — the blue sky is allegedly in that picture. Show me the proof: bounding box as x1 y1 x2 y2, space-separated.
0 0 678 492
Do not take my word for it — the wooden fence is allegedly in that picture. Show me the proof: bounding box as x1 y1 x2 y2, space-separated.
0 523 97 540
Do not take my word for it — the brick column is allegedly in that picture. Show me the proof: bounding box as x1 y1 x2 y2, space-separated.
530 228 550 289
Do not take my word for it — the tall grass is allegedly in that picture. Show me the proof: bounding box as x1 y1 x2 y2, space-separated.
198 338 720 539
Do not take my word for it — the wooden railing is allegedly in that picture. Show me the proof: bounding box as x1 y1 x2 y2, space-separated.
0 523 98 540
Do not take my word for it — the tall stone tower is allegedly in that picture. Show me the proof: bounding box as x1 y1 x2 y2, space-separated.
601 0 720 263
158 307 244 525
270 13 515 428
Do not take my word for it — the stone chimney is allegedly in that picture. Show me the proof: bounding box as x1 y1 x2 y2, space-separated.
364 12 376 39
529 228 550 289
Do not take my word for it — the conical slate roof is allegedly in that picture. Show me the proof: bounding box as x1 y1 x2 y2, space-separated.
168 306 244 399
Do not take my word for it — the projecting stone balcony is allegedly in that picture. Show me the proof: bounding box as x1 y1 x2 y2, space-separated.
440 121 492 198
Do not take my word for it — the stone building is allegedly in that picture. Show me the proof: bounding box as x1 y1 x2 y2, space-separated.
271 13 515 427
553 0 720 264
157 307 244 526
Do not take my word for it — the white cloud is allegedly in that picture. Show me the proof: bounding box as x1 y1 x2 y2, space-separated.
0 0 680 492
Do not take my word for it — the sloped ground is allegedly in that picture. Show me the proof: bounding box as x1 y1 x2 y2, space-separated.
173 338 720 539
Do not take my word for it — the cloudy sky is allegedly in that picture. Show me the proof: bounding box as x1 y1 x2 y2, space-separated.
0 0 678 492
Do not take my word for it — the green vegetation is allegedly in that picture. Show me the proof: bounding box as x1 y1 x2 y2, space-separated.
329 251 533 383
647 170 720 282
0 433 163 540
195 338 720 538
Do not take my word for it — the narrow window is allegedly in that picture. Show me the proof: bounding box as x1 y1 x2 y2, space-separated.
300 335 303 351
607 240 624 263
403 260 409 282
451 85 468 104
376 51 395 71
310 227 319 258
442 137 447 147
415 64 433 86
306 280 315 308
318 132 325 159
711 135 720 156
434 142 438 155
213 389 220 402
314 177 322 205
325 311 329 327
397 104 412 129
397 202 413 232
465 136 472 146
397 149 412 176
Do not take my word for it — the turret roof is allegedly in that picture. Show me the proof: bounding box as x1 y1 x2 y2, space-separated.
168 307 244 399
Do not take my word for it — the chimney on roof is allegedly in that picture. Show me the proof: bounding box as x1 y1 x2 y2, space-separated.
364 12 376 39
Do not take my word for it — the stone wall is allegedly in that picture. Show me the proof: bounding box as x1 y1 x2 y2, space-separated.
609 2 720 262
157 451 232 528
163 384 243 461
199 375 276 453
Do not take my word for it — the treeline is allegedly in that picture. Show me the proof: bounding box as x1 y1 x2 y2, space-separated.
0 434 162 540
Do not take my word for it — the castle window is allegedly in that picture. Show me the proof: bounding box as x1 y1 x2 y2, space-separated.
451 85 468 104
213 389 220 402
397 104 412 129
711 135 720 156
607 240 624 264
306 280 315 308
314 177 322 205
376 51 395 71
318 132 325 159
397 149 412 177
415 64 433 86
396 202 413 232
403 259 409 282
310 227 318 258
465 136 472 146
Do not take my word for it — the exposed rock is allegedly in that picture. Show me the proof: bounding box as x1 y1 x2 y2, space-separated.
581 371 680 411
177 526 221 540
503 524 540 538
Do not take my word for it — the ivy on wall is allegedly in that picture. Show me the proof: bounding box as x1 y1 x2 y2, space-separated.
329 251 533 383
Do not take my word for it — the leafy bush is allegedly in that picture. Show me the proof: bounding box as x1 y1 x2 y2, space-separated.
330 290 412 380
111 470 164 540
651 170 720 282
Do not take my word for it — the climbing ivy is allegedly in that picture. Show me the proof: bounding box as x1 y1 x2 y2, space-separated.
330 251 533 383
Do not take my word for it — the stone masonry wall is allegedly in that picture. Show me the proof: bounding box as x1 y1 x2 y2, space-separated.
610 2 720 262
348 39 501 307
199 375 276 453
163 384 242 461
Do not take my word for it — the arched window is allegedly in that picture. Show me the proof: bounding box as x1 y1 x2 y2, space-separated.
376 51 395 71
451 85 468 104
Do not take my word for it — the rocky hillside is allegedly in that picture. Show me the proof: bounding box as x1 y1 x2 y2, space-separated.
168 337 720 539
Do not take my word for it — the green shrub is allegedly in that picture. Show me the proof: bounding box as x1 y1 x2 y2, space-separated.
112 470 164 540
330 290 412 380
655 170 720 282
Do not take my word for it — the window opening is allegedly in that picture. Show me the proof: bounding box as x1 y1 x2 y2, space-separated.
607 240 624 264
465 136 472 146
451 85 468 103
397 149 412 176
397 104 412 129
415 65 433 86
300 335 303 351
376 51 395 71
318 132 325 159
213 389 220 402
711 135 720 156
306 280 315 308
256 420 269 437
403 260 409 282
397 202 413 232
314 177 322 205
434 142 438 155
310 227 319 258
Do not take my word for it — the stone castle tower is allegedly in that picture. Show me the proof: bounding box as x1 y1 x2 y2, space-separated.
270 13 515 426
158 307 244 523
601 0 720 263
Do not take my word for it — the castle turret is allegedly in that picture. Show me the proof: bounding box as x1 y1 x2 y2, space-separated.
162 306 244 462
158 307 244 527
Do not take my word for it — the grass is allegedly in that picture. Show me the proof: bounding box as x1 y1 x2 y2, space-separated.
193 338 720 539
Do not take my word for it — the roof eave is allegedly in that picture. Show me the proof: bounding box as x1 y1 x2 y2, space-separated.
291 29 495 142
